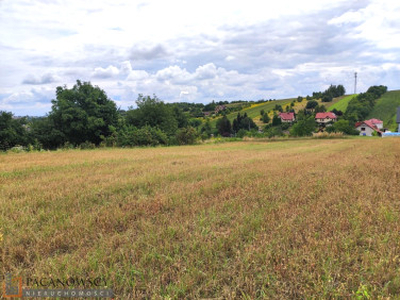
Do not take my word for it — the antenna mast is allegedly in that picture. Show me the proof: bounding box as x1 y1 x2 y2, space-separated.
354 72 357 94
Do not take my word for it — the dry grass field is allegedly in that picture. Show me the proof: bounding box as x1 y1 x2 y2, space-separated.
1 138 400 298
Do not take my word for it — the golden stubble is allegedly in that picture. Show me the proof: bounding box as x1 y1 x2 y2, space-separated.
1 138 400 298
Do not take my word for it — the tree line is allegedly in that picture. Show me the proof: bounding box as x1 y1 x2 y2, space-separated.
0 81 202 151
344 85 387 122
296 84 346 103
0 81 389 151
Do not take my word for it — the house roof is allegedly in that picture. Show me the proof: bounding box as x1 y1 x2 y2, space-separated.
278 112 295 120
356 120 382 133
315 112 337 119
367 118 383 125
397 107 400 123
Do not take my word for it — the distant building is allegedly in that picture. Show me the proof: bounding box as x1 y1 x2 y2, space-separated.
366 118 383 129
278 112 295 123
355 120 382 136
315 112 337 124
215 105 227 113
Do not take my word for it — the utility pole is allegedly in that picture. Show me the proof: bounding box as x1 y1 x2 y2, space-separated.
354 72 358 94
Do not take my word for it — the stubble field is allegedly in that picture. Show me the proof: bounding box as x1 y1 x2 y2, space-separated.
1 138 400 298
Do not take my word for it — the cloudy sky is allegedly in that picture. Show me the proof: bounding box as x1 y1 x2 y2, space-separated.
1 0 400 116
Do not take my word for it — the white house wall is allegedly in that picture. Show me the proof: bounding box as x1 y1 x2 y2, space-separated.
356 125 375 136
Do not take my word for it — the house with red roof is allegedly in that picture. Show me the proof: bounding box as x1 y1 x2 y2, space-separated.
366 118 383 129
278 112 295 123
355 120 382 136
315 112 337 124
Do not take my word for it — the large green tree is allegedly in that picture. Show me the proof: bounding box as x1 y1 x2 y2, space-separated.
306 100 319 110
216 115 232 137
232 113 257 132
272 113 282 126
49 80 118 145
126 94 178 136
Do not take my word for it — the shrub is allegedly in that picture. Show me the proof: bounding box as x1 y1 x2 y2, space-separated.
331 120 360 135
312 132 344 139
272 114 282 126
261 114 270 123
265 126 284 138
281 123 291 130
118 126 168 147
62 141 75 150
237 129 247 138
306 100 318 110
290 116 316 137
8 146 25 153
176 126 199 145
79 141 96 149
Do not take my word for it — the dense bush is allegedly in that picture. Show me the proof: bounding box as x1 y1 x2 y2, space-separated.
326 120 360 135
118 126 168 147
176 126 199 145
232 113 257 132
306 100 318 110
0 111 31 150
126 94 179 136
272 114 282 126
261 113 270 123
264 126 284 138
345 85 387 122
290 116 316 137
216 116 232 137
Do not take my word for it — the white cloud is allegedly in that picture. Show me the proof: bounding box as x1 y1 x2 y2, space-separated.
155 66 191 84
126 70 149 81
91 65 120 78
195 63 218 80
179 90 189 97
22 73 60 85
329 0 400 49
1 0 400 115
120 61 133 75
0 87 54 115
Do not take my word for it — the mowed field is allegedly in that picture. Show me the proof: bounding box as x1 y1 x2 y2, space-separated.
1 138 400 298
328 94 357 112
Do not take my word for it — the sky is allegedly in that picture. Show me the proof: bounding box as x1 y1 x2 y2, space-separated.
1 0 400 116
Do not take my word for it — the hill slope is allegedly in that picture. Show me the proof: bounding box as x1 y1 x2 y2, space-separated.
208 96 345 128
209 98 294 127
367 90 400 131
328 95 357 112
